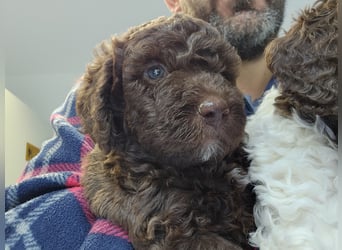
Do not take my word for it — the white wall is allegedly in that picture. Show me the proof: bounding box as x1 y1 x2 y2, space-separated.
0 65 4 187
282 0 315 35
1 47 4 194
5 89 52 186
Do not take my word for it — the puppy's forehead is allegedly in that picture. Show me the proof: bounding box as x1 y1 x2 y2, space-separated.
128 14 219 39
123 14 223 52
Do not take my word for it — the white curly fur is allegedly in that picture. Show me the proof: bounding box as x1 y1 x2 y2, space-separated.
246 87 338 250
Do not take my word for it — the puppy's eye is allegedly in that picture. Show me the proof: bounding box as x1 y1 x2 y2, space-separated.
146 65 165 80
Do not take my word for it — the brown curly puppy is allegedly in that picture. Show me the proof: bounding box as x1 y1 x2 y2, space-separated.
77 14 255 250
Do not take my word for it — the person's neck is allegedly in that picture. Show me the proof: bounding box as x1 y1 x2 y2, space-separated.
236 54 273 101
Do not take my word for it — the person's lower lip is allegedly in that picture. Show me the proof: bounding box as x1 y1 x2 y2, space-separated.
235 10 250 15
234 10 257 18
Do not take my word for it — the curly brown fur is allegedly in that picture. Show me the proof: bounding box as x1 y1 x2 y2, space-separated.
77 14 255 249
265 0 338 141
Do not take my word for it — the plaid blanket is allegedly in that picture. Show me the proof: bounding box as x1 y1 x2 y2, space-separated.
5 83 133 250
5 78 275 249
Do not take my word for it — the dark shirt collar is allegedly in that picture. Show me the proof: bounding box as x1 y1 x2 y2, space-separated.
244 77 277 116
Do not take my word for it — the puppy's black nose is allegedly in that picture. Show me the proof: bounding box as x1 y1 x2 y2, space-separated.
198 97 229 127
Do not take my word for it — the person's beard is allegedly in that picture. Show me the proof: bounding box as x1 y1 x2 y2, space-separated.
209 2 284 60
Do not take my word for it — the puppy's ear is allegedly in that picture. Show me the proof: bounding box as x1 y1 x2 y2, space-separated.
76 37 126 153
